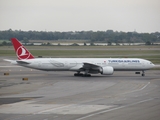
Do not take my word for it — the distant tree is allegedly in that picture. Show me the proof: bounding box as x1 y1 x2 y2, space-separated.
106 30 114 34
22 37 29 45
58 43 61 46
84 42 87 46
115 42 120 46
145 41 151 45
71 43 79 46
2 41 7 45
47 42 51 45
90 42 95 46
108 41 112 46
0 30 159 44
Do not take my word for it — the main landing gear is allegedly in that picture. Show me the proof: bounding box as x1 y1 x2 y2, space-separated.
74 73 83 76
74 71 91 77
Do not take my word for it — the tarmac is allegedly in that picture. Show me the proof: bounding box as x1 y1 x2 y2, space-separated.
0 61 160 120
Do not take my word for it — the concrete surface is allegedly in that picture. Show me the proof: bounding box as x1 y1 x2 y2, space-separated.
0 61 160 120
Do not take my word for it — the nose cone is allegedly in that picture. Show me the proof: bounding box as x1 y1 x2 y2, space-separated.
149 62 155 68
145 60 155 69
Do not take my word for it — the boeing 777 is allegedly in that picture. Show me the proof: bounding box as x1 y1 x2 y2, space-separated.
4 38 155 77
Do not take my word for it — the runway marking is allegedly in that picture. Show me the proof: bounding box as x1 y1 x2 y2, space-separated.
34 104 74 114
84 81 151 105
35 104 112 114
121 82 150 95
0 102 112 115
75 98 154 120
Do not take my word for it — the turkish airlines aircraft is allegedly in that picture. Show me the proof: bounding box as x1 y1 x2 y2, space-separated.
4 38 155 77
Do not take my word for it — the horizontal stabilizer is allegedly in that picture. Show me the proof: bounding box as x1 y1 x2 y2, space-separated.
4 59 14 62
16 60 30 64
4 59 17 64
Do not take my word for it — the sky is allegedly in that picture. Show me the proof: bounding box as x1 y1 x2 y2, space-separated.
0 0 160 33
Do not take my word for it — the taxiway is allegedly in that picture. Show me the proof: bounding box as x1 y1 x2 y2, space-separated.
0 64 160 120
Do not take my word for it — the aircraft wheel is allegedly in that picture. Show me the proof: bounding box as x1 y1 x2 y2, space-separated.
142 70 145 76
142 74 145 76
74 73 78 76
74 73 83 76
83 74 91 77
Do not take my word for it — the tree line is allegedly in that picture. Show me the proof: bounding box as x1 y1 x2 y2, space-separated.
0 29 160 44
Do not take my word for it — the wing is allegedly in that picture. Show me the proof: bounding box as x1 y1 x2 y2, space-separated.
79 62 101 73
83 62 100 69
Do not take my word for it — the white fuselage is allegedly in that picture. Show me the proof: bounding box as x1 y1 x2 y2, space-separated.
9 38 155 76
16 58 154 72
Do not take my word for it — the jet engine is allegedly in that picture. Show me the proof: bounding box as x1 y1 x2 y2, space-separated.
100 66 114 75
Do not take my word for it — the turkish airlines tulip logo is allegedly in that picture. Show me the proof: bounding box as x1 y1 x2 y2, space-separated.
16 46 30 59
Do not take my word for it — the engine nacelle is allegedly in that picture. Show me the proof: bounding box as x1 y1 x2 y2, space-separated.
101 66 114 75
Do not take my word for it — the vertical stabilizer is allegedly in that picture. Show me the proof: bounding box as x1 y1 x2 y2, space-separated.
11 38 34 60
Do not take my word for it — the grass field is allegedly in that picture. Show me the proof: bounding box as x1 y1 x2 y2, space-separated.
29 39 89 43
0 45 160 64
0 40 10 43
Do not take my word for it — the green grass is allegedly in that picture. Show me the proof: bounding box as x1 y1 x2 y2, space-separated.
29 39 89 43
18 45 160 50
0 45 160 64
0 40 10 43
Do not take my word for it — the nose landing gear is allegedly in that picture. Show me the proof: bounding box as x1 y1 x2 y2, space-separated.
135 71 145 76
74 70 91 77
142 70 145 76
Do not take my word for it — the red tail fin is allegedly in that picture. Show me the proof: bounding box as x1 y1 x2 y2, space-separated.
11 38 34 60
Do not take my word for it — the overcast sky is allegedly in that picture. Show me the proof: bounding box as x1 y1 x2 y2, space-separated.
0 0 160 33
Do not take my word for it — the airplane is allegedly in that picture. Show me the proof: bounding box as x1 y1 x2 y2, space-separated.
4 38 155 77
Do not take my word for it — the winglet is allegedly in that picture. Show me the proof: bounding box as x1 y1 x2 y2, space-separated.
11 38 34 60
